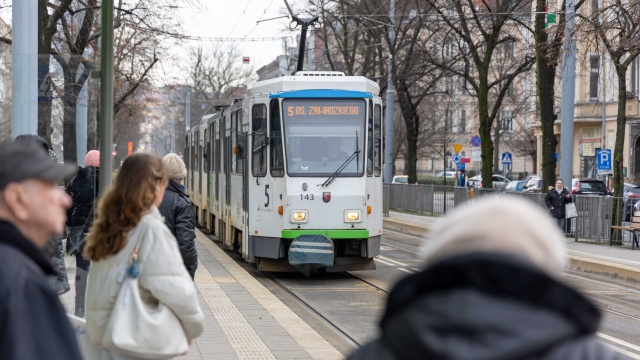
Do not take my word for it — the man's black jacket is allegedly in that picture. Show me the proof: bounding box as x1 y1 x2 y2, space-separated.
0 220 83 360
158 179 198 279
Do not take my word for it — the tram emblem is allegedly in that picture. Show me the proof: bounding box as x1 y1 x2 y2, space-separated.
322 192 331 203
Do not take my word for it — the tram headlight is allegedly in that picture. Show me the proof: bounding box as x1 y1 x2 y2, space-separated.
291 210 309 223
344 210 362 223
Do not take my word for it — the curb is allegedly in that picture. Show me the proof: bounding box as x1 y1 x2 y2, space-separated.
567 255 640 282
383 218 429 237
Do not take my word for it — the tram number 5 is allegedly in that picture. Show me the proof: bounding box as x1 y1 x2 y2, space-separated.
264 184 270 208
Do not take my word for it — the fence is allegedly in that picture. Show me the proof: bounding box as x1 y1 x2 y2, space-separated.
383 184 635 244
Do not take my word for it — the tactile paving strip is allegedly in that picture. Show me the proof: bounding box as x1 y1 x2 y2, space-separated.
196 233 343 360
195 265 276 360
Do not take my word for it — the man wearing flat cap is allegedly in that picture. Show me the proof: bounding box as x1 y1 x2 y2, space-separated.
0 140 83 360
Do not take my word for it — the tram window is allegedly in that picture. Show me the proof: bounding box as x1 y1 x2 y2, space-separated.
252 104 268 177
367 101 374 176
184 136 189 171
374 104 382 176
195 131 200 172
270 100 284 177
236 109 244 175
231 111 237 175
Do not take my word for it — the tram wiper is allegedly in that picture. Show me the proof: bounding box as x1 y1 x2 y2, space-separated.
320 149 360 187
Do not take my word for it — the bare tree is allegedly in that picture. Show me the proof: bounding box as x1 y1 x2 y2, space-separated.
423 0 535 188
505 117 537 172
187 43 255 101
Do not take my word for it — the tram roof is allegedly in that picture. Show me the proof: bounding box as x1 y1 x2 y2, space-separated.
248 72 380 97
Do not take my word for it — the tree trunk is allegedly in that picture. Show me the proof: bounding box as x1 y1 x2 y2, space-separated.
37 1 53 143
534 0 559 189
493 125 500 174
478 78 494 188
397 82 419 184
610 68 628 233
62 67 82 164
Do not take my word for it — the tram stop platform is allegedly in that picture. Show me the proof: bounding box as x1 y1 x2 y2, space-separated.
384 210 640 283
60 231 343 360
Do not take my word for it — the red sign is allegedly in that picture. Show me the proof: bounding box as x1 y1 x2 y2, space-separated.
242 56 250 64
461 158 471 164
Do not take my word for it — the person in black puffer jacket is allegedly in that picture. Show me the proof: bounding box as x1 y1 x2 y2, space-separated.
158 153 198 279
65 150 100 318
545 178 573 232
349 197 621 360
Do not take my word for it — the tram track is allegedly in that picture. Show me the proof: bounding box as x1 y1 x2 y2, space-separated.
262 271 364 349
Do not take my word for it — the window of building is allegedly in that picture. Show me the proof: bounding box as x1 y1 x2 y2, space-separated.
501 110 513 132
460 109 466 133
590 55 600 100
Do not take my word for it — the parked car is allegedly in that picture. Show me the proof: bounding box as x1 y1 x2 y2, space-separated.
571 178 609 196
435 171 457 179
522 176 543 193
467 174 510 189
391 175 409 184
505 180 527 192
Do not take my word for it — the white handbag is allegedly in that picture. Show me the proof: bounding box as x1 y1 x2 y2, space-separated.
565 202 578 218
102 235 189 359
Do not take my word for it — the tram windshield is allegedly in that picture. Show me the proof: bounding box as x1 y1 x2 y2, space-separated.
282 99 366 177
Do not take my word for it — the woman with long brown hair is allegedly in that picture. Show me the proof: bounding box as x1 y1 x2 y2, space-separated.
84 153 204 359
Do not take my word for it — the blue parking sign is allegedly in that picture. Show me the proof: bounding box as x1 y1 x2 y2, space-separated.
597 149 612 172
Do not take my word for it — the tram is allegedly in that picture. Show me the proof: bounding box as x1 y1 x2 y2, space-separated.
185 71 383 273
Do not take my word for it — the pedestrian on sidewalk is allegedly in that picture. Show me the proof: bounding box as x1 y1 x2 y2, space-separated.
65 150 100 318
0 140 82 360
15 134 71 295
158 153 198 279
545 178 573 233
84 153 204 359
349 197 620 360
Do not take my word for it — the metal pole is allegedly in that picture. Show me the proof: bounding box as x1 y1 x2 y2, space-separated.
186 91 191 132
384 0 396 183
77 67 88 165
11 0 38 138
559 1 576 185
98 0 115 196
600 46 606 180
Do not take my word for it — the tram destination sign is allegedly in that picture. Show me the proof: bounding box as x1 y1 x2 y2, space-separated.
283 99 365 120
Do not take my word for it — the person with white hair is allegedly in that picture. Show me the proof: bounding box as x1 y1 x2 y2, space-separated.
349 197 621 360
158 153 198 279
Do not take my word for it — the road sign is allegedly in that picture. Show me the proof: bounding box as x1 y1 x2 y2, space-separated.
452 154 461 164
470 135 481 147
453 144 463 154
597 148 612 174
461 158 471 164
471 148 481 162
501 152 512 164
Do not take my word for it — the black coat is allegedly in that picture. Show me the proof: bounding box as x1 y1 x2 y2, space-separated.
349 253 621 360
0 220 83 360
545 187 573 219
65 166 99 227
158 179 198 279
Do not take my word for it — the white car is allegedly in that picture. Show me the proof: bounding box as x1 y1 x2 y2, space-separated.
392 175 409 184
436 171 457 179
467 174 510 189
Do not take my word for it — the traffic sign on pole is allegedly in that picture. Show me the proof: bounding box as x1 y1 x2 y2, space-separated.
596 148 612 174
501 152 512 165
470 135 481 147
452 154 461 164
